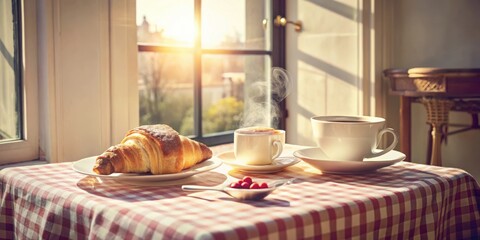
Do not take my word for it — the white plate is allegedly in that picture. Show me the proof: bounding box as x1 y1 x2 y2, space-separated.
217 151 300 173
293 148 405 174
72 156 222 182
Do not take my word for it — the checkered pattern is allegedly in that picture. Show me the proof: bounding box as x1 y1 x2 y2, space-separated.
1 146 479 239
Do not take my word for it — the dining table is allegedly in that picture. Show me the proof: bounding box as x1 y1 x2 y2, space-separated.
1 144 479 239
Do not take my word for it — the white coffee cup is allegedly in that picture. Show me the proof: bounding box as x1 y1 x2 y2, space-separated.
234 127 285 165
310 116 398 161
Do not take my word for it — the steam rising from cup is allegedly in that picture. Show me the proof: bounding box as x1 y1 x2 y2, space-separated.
240 67 293 128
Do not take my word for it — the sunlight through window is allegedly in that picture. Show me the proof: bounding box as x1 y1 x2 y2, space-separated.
137 0 283 145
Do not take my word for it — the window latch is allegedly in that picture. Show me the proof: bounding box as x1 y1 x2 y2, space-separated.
273 15 302 32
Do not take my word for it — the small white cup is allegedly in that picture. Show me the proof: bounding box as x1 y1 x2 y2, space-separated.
234 127 285 165
311 116 398 161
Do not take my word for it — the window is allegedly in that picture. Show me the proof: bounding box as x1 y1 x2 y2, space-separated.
137 0 285 145
0 0 22 142
0 0 38 164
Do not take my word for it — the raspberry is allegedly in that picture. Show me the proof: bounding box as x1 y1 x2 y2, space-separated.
229 176 269 190
250 182 260 189
240 181 251 189
242 176 253 184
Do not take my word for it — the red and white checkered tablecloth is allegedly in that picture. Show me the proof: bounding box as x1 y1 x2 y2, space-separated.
1 145 480 239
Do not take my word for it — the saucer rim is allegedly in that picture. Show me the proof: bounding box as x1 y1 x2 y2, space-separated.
292 148 406 174
292 147 405 163
216 151 300 171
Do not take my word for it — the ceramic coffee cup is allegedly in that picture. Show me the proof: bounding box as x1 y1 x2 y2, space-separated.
234 127 285 165
310 116 398 161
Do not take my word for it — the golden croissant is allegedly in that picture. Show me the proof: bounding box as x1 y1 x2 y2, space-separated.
93 124 212 175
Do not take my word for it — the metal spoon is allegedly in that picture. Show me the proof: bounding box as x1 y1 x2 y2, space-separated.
182 178 295 201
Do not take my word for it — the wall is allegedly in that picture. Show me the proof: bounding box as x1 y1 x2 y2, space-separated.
284 0 480 181
285 0 378 146
37 0 111 162
37 0 137 163
387 0 480 180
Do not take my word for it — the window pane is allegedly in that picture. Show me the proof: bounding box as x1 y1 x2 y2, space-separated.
137 0 280 144
138 52 194 135
0 0 21 142
202 0 270 50
202 54 272 135
137 0 194 47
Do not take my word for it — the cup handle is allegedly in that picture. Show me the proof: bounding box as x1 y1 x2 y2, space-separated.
365 128 398 159
271 140 283 159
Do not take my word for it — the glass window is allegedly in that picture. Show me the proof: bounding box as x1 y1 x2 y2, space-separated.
0 0 38 164
137 0 284 145
201 0 270 50
138 52 194 134
0 0 22 142
201 54 271 135
137 0 195 47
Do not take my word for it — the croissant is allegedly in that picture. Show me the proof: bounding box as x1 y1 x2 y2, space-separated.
93 124 212 175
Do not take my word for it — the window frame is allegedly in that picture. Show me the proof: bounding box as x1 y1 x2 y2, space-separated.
0 0 39 164
137 0 286 146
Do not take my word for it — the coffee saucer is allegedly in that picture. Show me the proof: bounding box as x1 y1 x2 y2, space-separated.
216 151 300 174
293 148 406 174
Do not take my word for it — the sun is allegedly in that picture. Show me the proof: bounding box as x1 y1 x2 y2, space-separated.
163 17 196 44
137 0 245 47
137 0 196 45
